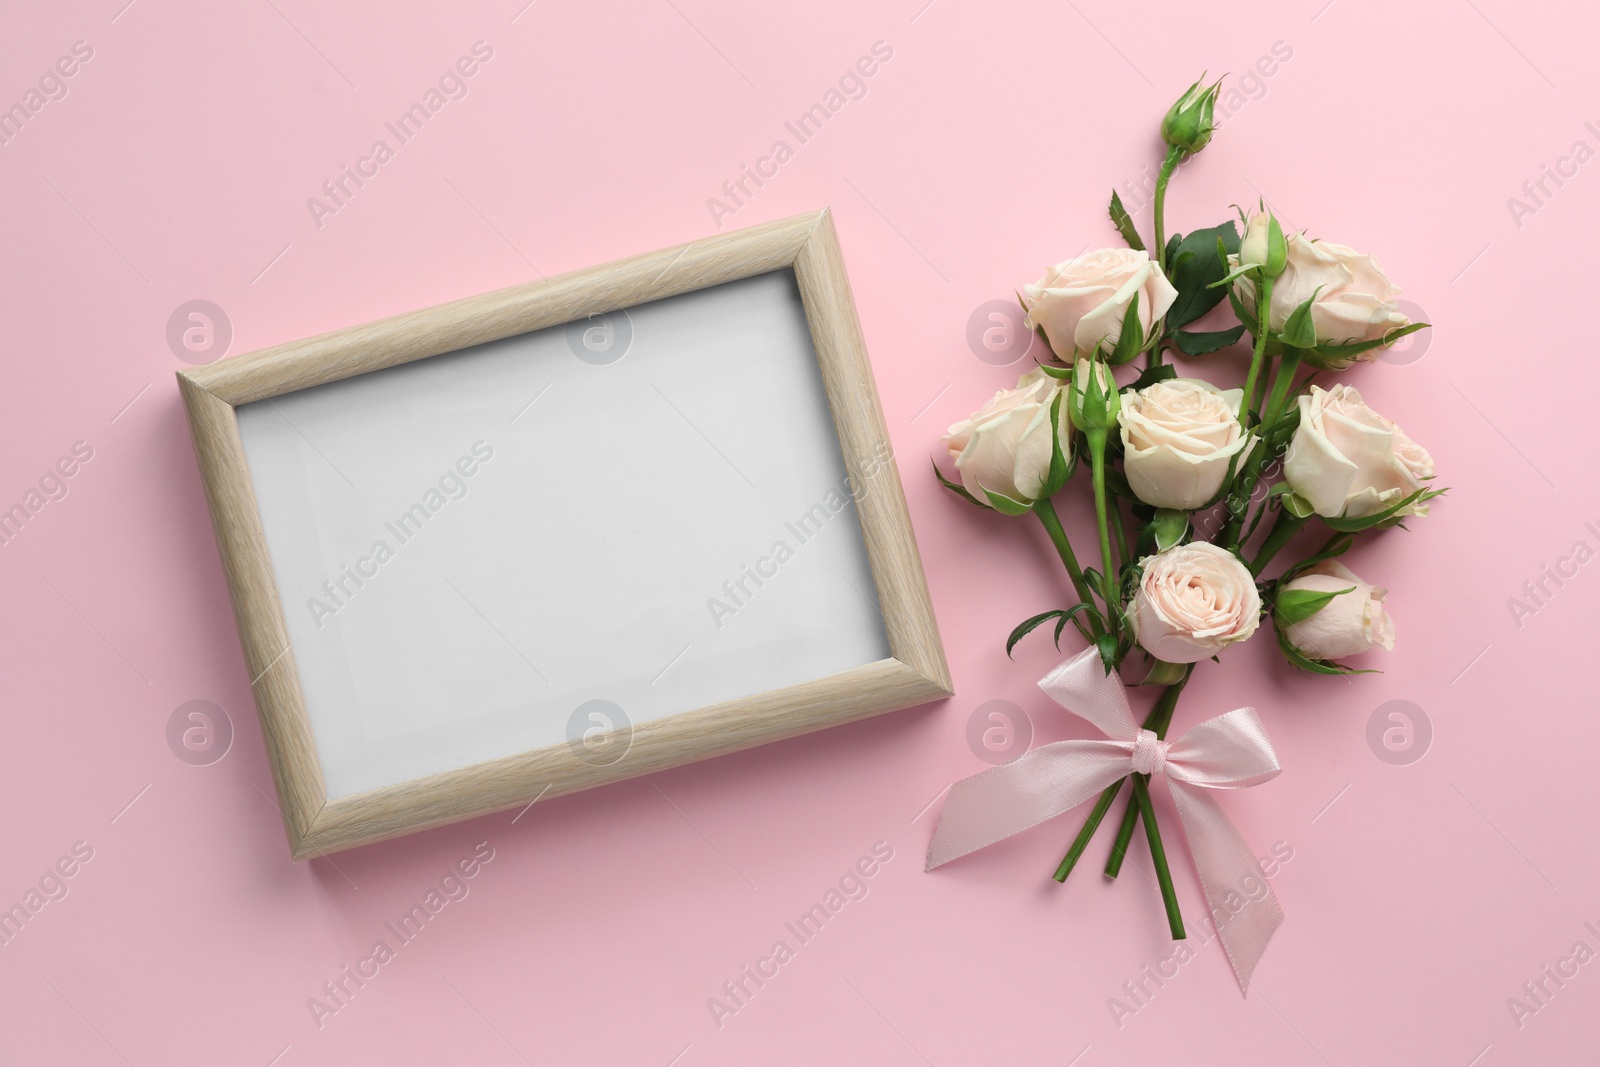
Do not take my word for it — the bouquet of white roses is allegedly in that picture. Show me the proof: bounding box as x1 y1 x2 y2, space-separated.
927 76 1443 987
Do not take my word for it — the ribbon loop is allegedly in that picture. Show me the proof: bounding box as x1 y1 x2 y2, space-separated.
1129 729 1169 776
925 647 1285 994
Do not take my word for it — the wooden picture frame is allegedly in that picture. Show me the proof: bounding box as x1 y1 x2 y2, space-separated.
178 210 951 859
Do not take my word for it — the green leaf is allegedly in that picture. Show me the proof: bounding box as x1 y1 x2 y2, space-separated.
1108 190 1145 251
1053 602 1101 646
1166 222 1241 327
1172 324 1246 355
1129 362 1177 392
1108 291 1144 365
1275 585 1354 627
1096 633 1119 674
1152 508 1188 551
1281 290 1321 349
982 487 1034 516
932 461 985 508
1007 609 1072 658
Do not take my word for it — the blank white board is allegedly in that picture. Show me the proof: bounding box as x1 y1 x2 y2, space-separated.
237 270 889 798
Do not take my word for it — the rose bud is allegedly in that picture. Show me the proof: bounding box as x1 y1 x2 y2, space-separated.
1161 76 1221 156
1230 229 1408 359
1278 561 1395 660
943 368 1069 510
1236 211 1288 280
1022 248 1178 361
1283 384 1435 520
1118 378 1252 510
1128 542 1262 663
1069 358 1120 437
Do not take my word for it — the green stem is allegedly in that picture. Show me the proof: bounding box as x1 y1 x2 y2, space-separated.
1112 497 1131 572
1220 350 1303 550
1104 669 1191 877
1250 508 1307 577
1034 497 1102 640
1238 275 1272 432
1133 774 1186 939
1261 349 1303 428
1055 667 1191 883
1103 785 1143 878
1052 778 1125 882
1152 145 1184 274
1088 435 1118 637
1148 146 1184 371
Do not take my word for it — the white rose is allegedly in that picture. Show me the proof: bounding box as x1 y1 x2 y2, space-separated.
1233 217 1408 349
1118 378 1252 510
943 368 1068 508
1128 542 1261 664
1280 561 1395 660
1283 384 1435 519
1022 248 1178 359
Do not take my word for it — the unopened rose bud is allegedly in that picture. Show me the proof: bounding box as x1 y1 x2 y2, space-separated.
1161 76 1220 156
1069 358 1120 437
1278 561 1395 660
1238 212 1287 279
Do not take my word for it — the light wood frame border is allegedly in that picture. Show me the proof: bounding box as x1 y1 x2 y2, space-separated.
178 210 951 859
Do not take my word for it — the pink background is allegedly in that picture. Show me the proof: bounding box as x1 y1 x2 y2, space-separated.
3 0 1596 1062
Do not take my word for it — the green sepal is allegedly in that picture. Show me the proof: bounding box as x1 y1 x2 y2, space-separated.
1274 623 1376 676
932 461 985 508
982 487 1034 516
1035 361 1073 379
1263 215 1288 279
1152 508 1188 551
1108 291 1144 365
1322 487 1447 532
1039 391 1075 497
1280 490 1315 520
1301 322 1430 371
1274 585 1354 627
1281 290 1321 350
1140 657 1188 686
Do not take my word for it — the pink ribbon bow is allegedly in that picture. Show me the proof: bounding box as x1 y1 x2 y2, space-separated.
925 647 1285 992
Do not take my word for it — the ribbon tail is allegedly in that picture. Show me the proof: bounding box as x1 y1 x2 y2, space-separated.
925 741 1131 871
1167 782 1284 994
